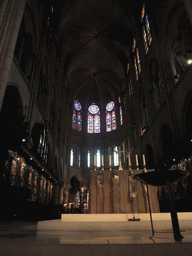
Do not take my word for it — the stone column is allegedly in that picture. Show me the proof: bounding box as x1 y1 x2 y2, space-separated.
0 0 26 110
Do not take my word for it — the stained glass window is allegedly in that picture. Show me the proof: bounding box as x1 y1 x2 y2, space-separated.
141 2 145 22
72 110 76 130
94 114 100 133
134 56 138 81
136 48 141 74
106 101 116 132
120 106 123 125
106 101 115 111
88 114 93 133
128 76 133 99
133 38 136 52
88 104 99 114
143 26 149 54
77 112 82 131
74 100 82 111
72 100 82 131
87 104 100 133
106 112 111 132
127 63 130 74
112 110 116 130
141 3 152 54
133 39 141 80
145 15 152 45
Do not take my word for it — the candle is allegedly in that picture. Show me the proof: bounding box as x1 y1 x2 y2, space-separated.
143 154 146 166
94 155 96 166
136 154 139 166
109 155 111 166
102 155 104 166
128 155 131 166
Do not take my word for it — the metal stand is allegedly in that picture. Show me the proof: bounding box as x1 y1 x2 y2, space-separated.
146 184 154 238
128 194 140 221
167 181 183 241
128 214 140 221
134 169 187 242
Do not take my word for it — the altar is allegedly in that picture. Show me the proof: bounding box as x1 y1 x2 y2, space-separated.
89 169 160 214
89 151 160 214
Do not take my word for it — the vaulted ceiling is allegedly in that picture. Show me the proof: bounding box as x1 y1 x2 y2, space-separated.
53 0 143 104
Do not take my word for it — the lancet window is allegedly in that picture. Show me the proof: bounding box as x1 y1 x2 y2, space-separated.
72 100 82 131
128 76 133 99
106 101 116 132
141 3 152 54
114 146 119 166
96 150 101 167
78 152 81 167
120 106 123 125
70 148 74 166
133 38 141 81
87 104 100 133
118 97 123 126
127 63 130 74
87 150 90 167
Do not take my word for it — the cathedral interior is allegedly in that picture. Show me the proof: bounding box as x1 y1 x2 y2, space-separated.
1 0 192 222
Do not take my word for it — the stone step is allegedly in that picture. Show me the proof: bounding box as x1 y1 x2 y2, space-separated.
60 212 192 222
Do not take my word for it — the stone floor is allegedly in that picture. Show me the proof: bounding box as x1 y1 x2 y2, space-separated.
0 216 192 255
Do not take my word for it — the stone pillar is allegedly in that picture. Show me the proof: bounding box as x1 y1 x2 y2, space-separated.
0 0 26 109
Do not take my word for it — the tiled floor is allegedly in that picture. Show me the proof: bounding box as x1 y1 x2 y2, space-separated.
0 218 192 255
